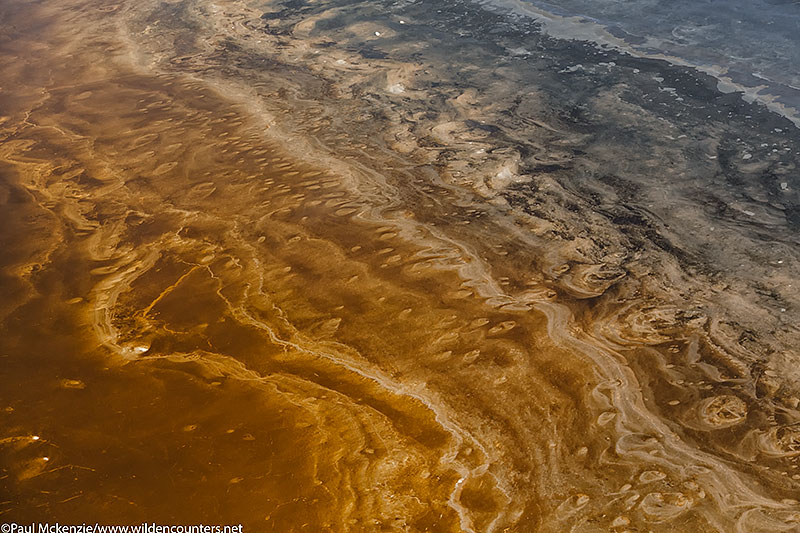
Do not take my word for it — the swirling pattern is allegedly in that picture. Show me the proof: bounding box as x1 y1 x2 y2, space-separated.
0 0 798 530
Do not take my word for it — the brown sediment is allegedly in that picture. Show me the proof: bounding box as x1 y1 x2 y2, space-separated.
0 0 799 531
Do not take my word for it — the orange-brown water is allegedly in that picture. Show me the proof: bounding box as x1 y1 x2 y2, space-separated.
1 0 799 531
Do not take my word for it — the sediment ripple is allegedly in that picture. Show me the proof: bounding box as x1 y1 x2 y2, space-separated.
0 0 798 530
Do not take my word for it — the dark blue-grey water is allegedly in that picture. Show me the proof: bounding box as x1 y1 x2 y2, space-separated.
503 0 800 124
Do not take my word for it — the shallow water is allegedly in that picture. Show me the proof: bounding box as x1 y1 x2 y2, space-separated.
504 0 800 124
0 0 799 531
